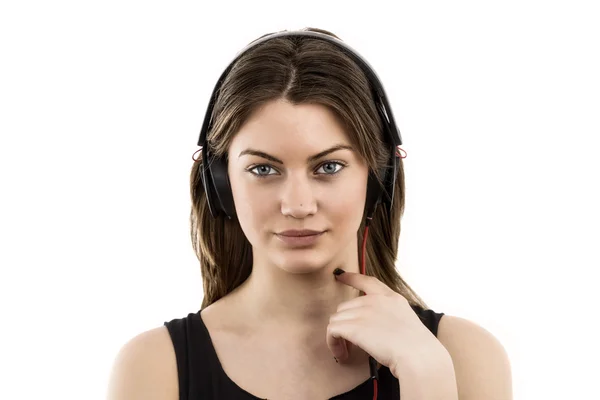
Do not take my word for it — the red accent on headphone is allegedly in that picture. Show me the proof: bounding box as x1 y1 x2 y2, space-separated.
192 147 203 162
396 146 407 158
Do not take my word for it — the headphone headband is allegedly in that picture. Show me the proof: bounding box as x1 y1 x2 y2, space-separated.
198 30 402 148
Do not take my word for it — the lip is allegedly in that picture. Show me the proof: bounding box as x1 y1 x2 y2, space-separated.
277 229 324 237
275 230 325 247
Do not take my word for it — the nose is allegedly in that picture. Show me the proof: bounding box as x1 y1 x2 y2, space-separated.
280 172 318 219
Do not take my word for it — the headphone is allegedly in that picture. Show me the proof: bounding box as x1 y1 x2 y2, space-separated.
195 30 405 222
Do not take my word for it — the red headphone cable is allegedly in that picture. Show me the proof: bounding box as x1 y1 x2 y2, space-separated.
362 216 378 400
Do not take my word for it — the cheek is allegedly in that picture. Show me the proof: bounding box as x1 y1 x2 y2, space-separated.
230 178 273 240
324 177 368 227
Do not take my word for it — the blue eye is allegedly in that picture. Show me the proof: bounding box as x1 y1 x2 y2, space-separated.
316 162 345 175
249 165 277 177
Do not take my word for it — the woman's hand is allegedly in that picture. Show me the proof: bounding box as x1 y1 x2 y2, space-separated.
326 268 450 379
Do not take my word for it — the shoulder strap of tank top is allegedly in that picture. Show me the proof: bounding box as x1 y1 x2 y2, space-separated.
164 315 191 400
164 310 223 400
410 304 445 337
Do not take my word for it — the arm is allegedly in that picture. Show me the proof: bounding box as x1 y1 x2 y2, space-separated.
395 343 459 400
107 326 179 400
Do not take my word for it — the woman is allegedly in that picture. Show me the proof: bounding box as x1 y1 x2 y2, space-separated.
108 28 512 400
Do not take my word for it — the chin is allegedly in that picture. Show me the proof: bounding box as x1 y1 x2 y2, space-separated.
273 253 332 275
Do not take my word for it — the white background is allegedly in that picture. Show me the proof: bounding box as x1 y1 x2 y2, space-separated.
1 1 599 399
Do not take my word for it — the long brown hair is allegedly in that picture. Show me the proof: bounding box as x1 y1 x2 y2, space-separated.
190 27 428 311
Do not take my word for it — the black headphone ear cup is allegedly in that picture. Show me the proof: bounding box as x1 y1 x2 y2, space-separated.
365 150 399 218
202 157 219 218
383 154 399 209
201 143 236 219
209 155 236 219
201 150 220 218
365 168 385 217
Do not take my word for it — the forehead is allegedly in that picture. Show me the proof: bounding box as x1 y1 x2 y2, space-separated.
229 99 352 153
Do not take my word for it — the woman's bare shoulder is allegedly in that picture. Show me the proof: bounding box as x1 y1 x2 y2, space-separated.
107 326 178 400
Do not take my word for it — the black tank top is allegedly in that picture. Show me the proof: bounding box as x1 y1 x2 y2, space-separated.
164 304 444 400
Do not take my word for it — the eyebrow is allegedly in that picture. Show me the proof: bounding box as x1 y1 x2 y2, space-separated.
238 144 354 164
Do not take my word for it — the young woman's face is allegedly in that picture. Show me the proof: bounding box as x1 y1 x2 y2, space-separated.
227 98 369 274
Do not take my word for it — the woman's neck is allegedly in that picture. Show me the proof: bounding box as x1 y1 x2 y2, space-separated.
226 259 360 342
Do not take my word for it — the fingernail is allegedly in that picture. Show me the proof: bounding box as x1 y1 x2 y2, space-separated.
333 268 345 276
